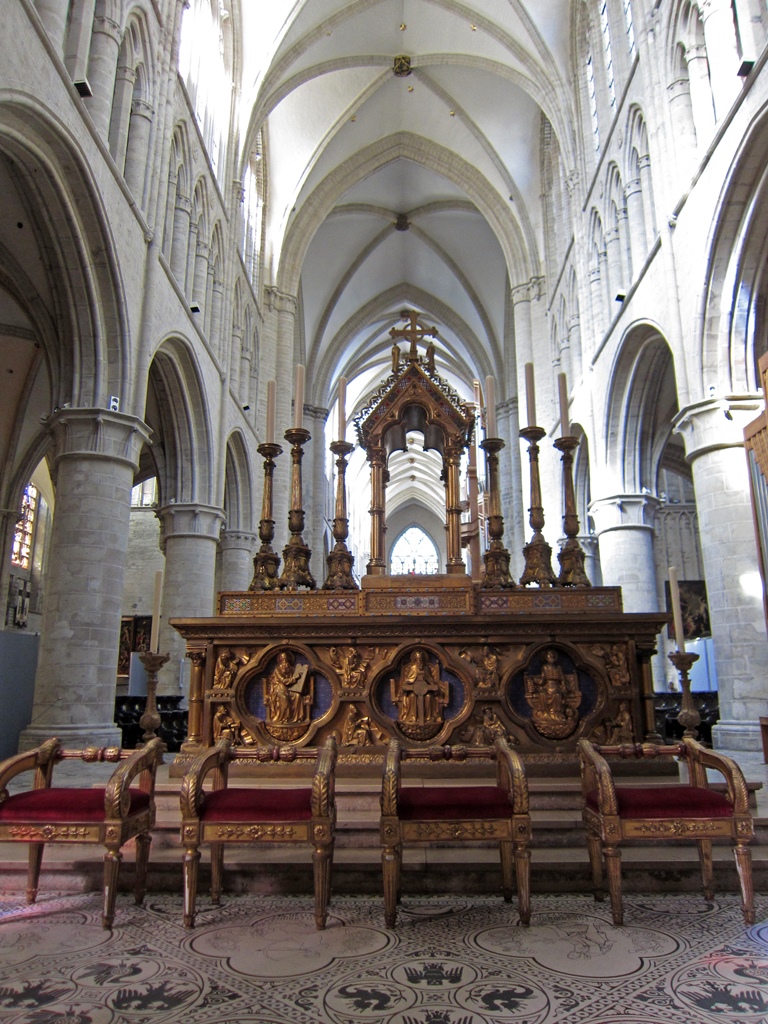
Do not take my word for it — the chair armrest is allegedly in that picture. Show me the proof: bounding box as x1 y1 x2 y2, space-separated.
494 736 529 813
578 738 619 815
179 738 232 819
381 739 402 816
311 736 338 817
104 738 164 819
0 737 61 804
683 738 751 813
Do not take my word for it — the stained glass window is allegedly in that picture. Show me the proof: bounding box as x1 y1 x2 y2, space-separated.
12 484 37 570
390 526 439 575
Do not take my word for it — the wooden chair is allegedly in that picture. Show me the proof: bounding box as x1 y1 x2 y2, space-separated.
380 737 531 927
180 735 337 929
578 738 755 925
0 737 163 928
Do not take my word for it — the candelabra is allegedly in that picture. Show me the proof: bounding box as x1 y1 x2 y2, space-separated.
553 434 591 587
519 425 557 587
278 427 316 590
249 441 283 590
479 437 515 588
668 650 701 739
323 440 359 590
137 651 170 749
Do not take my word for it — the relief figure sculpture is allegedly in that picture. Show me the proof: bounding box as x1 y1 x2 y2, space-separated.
524 648 582 740
391 649 449 741
329 645 370 689
263 650 314 740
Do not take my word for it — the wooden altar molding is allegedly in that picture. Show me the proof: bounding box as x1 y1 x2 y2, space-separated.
170 577 669 777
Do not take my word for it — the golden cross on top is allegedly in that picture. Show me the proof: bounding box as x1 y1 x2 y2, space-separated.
389 311 438 364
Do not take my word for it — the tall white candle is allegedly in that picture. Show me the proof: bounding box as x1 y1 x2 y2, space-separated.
149 569 163 652
668 566 686 653
558 372 570 436
337 376 347 441
266 379 276 444
485 376 497 437
293 364 305 430
525 362 536 427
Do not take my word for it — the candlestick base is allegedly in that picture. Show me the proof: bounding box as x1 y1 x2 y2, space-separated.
519 533 557 587
137 651 170 750
557 537 591 587
668 650 701 740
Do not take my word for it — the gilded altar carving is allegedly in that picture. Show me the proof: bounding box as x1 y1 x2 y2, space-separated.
329 645 371 688
342 703 385 746
460 704 515 745
524 648 582 739
596 699 634 744
589 643 631 687
459 644 501 690
263 650 314 740
213 647 250 689
391 649 449 740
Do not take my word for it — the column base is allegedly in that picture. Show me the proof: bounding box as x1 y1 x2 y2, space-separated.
711 720 762 753
18 723 124 753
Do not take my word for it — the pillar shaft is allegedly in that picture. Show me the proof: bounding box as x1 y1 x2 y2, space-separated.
20 409 150 749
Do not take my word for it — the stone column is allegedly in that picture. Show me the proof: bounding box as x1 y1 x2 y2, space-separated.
35 0 69 60
685 43 717 145
108 64 136 172
266 288 299 528
63 0 95 90
84 15 122 137
589 494 661 611
674 398 768 750
19 409 150 749
157 503 225 695
123 98 154 201
699 0 742 120
217 529 257 593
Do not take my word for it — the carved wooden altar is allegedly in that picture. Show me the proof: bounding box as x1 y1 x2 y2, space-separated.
170 315 669 775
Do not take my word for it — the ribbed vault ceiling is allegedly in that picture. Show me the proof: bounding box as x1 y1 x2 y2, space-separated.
242 0 575 415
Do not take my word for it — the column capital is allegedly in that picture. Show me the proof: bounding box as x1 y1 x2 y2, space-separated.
589 493 661 535
157 502 225 548
673 395 762 462
510 276 545 305
47 408 151 474
218 529 258 552
265 287 298 315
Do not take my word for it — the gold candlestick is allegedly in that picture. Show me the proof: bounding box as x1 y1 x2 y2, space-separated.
278 427 316 590
250 441 283 590
519 425 556 587
668 650 701 739
137 650 170 749
479 437 515 588
553 434 591 587
323 440 359 590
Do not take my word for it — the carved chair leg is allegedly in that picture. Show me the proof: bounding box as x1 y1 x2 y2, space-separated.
733 841 755 926
102 847 122 930
585 832 604 901
382 843 400 928
514 842 531 927
603 844 623 926
210 842 225 904
26 843 44 903
134 832 152 905
500 840 514 901
183 845 201 928
697 838 714 900
313 843 332 929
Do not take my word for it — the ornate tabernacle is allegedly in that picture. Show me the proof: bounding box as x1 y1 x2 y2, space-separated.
171 317 670 775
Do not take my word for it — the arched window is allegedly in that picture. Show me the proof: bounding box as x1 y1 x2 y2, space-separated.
390 527 439 575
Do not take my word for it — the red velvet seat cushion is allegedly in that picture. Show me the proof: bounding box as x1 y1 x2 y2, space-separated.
199 787 312 822
398 785 511 821
586 785 733 819
0 788 150 823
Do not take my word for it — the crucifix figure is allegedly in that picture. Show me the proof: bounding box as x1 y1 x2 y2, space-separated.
389 310 438 364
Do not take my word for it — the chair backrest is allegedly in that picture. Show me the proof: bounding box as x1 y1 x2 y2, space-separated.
382 738 528 816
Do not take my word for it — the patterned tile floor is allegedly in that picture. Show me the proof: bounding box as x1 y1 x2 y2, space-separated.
0 890 766 1024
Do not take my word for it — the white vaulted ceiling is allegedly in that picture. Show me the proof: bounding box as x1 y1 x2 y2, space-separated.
241 0 576 415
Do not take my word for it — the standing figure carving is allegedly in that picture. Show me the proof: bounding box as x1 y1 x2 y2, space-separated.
329 645 369 689
391 649 449 741
524 648 582 739
263 650 314 740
